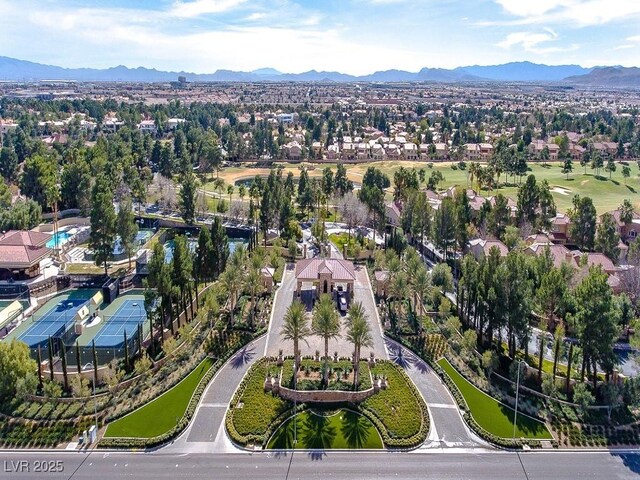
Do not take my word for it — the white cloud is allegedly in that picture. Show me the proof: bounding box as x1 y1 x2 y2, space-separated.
613 44 634 50
245 12 266 21
497 29 558 51
169 0 249 18
494 0 640 27
627 35 640 42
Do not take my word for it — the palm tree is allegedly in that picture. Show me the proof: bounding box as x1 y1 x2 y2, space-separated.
312 294 341 387
412 266 431 319
227 184 234 204
345 302 373 389
245 267 263 328
389 271 410 321
281 300 312 389
221 265 241 325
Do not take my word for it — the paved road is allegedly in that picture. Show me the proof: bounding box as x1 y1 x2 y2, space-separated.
1 450 639 479
384 338 483 449
164 336 267 454
265 263 387 360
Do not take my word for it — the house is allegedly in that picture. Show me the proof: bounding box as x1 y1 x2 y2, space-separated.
524 243 573 269
283 141 302 161
371 143 385 161
166 118 186 130
403 143 419 161
326 144 340 161
342 142 355 160
295 258 356 299
464 143 481 161
276 113 297 124
479 143 493 159
357 143 369 161
138 120 157 135
549 213 571 244
0 119 19 135
600 209 640 242
575 252 617 275
468 238 509 260
435 143 448 160
0 230 52 280
385 202 402 227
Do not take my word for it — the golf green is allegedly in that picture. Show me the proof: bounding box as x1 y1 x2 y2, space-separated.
267 409 383 449
438 358 552 440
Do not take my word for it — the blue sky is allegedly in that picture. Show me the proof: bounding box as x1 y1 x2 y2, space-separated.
1 0 639 74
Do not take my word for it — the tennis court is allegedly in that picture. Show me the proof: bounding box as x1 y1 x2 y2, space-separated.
18 291 95 348
92 295 146 348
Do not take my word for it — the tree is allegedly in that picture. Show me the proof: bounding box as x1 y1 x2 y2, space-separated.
431 262 454 294
605 158 616 179
134 351 152 377
453 188 471 253
42 380 62 402
562 157 573 180
171 235 194 322
245 267 264 328
481 350 499 378
569 196 597 251
117 195 138 270
488 193 510 239
312 293 341 387
337 191 367 240
19 154 58 209
572 382 595 417
179 171 198 225
15 373 38 401
0 147 19 183
432 197 456 261
195 226 213 283
334 163 353 197
70 375 91 398
0 340 37 401
516 174 539 226
280 300 312 389
89 175 117 275
574 266 618 388
210 216 230 278
345 302 373 389
595 213 621 262
622 165 631 184
619 199 634 226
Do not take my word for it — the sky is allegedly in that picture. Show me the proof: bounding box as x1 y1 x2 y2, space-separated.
0 0 639 75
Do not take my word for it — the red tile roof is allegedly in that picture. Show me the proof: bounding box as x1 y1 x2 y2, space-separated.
295 258 356 282
0 230 52 267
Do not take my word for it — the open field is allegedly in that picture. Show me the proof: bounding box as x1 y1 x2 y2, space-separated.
104 357 214 439
210 160 640 214
438 358 552 440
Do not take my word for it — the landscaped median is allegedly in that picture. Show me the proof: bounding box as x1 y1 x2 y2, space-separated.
436 358 553 447
226 358 429 450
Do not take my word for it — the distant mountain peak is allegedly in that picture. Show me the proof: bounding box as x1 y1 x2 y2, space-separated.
0 55 629 85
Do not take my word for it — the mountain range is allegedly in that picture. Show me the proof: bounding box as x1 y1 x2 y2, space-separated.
0 56 637 87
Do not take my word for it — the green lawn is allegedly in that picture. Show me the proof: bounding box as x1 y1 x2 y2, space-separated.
438 358 552 440
267 409 383 449
217 160 640 215
104 357 214 438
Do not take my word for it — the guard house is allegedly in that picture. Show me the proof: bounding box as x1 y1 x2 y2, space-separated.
295 258 356 299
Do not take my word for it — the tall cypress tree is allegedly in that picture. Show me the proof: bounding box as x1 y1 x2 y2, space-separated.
92 340 98 386
75 341 82 374
36 345 43 389
59 337 68 392
124 331 130 373
47 336 55 381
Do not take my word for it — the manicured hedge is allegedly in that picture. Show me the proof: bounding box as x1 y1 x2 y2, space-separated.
359 361 429 449
226 358 292 447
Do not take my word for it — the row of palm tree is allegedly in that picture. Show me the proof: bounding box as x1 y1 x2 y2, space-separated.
375 248 433 333
281 294 373 389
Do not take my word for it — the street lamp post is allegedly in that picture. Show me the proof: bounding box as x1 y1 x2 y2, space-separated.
513 360 526 439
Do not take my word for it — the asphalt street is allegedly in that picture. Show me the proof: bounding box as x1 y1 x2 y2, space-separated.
1 450 638 480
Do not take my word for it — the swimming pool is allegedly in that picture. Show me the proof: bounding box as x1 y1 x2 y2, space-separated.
46 231 73 248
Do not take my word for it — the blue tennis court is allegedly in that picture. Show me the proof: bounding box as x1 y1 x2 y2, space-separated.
92 298 145 348
18 297 88 347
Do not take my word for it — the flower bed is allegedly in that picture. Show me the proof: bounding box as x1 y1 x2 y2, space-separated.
280 358 372 391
